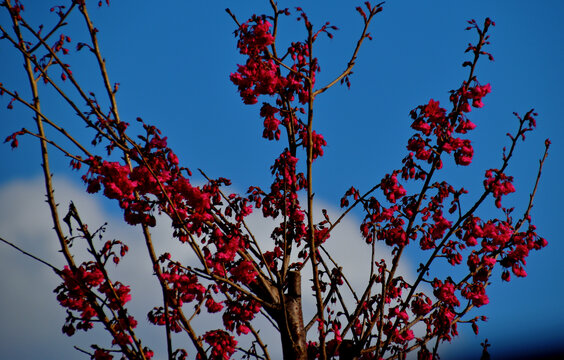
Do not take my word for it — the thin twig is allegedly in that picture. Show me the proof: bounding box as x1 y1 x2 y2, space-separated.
313 3 384 97
0 236 60 274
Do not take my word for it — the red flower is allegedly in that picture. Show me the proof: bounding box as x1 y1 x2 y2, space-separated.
230 260 258 284
424 99 446 120
203 330 237 360
411 295 433 316
433 280 460 307
205 297 224 313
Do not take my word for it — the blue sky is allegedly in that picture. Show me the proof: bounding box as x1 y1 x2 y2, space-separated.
1 1 563 359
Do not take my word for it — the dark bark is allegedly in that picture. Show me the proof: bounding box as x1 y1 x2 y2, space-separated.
265 270 308 360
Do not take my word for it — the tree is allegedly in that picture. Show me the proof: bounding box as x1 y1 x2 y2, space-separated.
0 1 551 359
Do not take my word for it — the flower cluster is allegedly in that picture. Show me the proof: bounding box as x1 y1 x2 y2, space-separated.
411 294 433 316
300 130 327 160
248 150 307 250
483 169 515 208
55 264 105 335
82 119 220 233
160 260 206 307
380 172 407 203
55 263 136 350
223 297 261 336
230 17 280 105
147 307 182 333
433 279 460 307
202 330 237 360
229 7 332 175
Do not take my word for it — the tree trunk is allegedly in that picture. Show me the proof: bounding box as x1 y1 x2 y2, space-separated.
272 270 308 360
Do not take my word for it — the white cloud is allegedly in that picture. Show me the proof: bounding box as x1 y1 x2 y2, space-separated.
0 176 419 359
0 177 164 359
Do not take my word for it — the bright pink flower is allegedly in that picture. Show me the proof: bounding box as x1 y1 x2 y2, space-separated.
433 280 460 307
512 264 527 277
424 99 446 120
203 330 237 360
205 297 224 313
230 260 258 284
